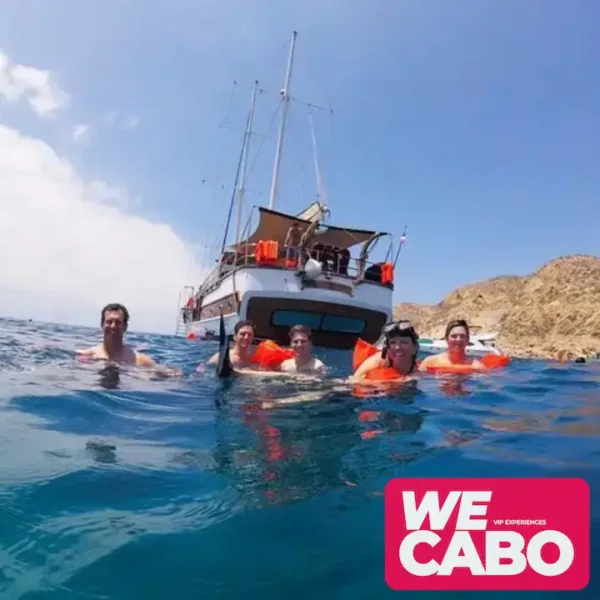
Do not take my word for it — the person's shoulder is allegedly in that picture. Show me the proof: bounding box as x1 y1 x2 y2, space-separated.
134 350 157 368
417 354 439 371
279 358 295 371
312 358 326 370
419 354 440 366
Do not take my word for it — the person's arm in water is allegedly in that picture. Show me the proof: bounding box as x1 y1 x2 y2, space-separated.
76 346 97 359
348 353 383 382
135 352 157 368
136 351 182 377
196 352 220 372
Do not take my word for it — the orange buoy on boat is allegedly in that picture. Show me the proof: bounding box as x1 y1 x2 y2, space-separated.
380 261 394 284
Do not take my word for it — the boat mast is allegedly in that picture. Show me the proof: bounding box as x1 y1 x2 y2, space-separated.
235 80 259 246
268 30 298 211
219 85 258 257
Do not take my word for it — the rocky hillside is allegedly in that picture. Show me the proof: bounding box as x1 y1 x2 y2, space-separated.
394 255 600 360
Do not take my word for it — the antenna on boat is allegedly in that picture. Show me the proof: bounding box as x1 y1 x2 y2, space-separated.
268 30 298 211
235 80 259 246
392 226 408 268
308 108 328 211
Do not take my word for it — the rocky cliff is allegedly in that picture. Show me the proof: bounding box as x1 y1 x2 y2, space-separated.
394 255 600 360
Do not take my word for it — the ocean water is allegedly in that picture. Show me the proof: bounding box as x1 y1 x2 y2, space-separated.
0 316 598 599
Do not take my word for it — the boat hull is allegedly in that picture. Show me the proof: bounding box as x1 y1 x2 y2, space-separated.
184 265 392 349
418 339 502 357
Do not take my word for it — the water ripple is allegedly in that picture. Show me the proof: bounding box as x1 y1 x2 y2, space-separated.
0 317 598 599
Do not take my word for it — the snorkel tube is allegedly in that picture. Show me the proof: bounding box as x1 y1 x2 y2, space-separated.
216 313 233 378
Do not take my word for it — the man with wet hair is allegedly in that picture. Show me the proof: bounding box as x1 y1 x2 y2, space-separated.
279 325 326 374
418 318 484 371
78 303 161 369
206 319 257 369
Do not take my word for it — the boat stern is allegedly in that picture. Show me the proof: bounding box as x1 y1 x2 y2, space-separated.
244 294 389 349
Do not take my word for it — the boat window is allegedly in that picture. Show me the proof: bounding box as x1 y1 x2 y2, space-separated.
321 315 365 334
271 310 322 329
419 338 433 344
270 310 366 334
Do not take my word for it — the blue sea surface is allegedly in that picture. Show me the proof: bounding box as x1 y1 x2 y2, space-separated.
0 317 598 599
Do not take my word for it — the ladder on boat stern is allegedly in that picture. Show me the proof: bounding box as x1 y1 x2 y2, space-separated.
175 287 195 336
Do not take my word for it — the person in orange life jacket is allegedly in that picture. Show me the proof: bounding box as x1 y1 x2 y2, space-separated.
418 319 484 372
349 320 420 382
279 325 326 375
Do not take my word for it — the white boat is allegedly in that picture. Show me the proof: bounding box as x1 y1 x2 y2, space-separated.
418 332 503 357
175 32 401 350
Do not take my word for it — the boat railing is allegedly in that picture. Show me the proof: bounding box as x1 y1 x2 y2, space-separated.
196 241 394 297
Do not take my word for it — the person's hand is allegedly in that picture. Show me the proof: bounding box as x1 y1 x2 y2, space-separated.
154 366 183 378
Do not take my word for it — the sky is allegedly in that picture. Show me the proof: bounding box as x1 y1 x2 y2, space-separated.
1 0 599 334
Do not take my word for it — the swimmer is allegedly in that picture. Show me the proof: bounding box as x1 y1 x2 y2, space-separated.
350 320 419 382
418 319 484 372
205 320 256 370
279 325 326 375
78 303 180 376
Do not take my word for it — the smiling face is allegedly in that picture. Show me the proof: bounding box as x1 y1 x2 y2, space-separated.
386 334 416 368
102 309 127 343
234 325 254 349
290 331 311 362
446 325 469 353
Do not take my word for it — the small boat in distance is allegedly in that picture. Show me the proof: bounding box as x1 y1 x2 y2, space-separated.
176 32 404 350
418 331 504 357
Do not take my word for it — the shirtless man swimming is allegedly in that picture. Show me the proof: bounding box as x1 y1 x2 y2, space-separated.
205 320 256 369
418 319 484 372
279 325 326 375
78 303 179 375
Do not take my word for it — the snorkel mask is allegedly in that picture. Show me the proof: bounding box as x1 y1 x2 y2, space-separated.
381 320 419 361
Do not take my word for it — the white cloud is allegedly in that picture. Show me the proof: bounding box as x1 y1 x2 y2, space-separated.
72 123 94 143
88 179 140 210
100 111 140 131
0 124 209 334
73 113 140 145
72 115 140 146
0 49 70 117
